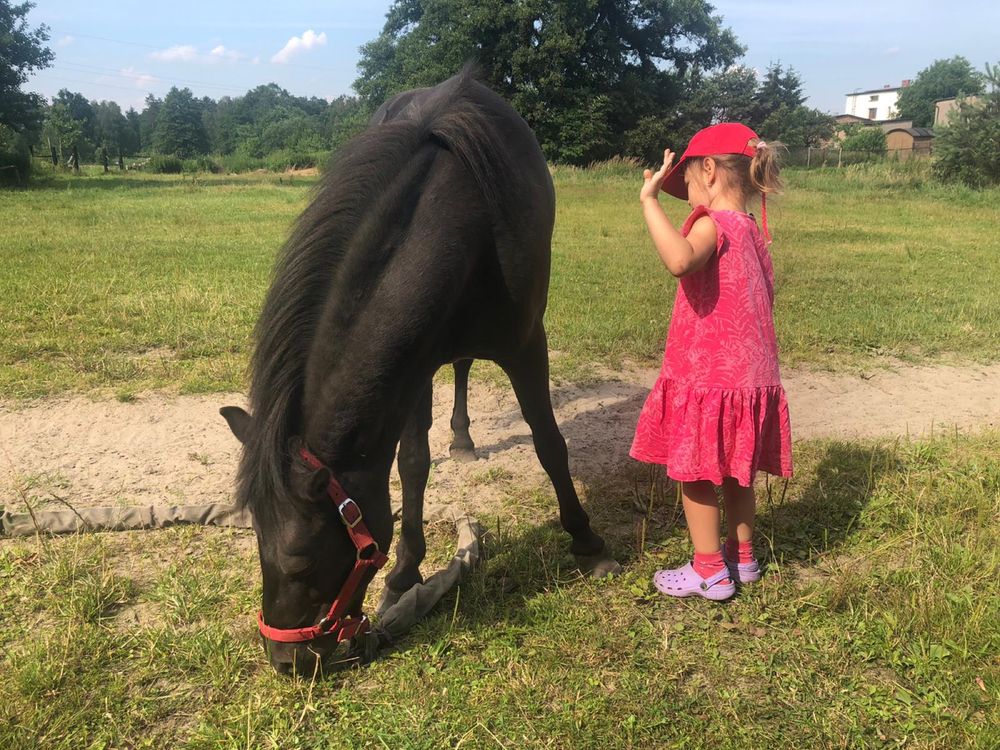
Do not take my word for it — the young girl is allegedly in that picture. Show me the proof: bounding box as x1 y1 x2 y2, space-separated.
632 122 793 601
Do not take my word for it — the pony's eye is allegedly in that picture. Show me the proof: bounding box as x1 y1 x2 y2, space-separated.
280 554 316 577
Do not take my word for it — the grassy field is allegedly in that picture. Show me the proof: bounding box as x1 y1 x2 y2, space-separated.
1 162 998 748
1 161 999 398
1 432 997 748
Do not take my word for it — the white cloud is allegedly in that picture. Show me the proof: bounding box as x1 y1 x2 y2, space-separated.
55 35 74 48
148 43 245 64
883 46 900 55
119 67 157 89
150 44 199 62
271 29 327 64
210 45 244 62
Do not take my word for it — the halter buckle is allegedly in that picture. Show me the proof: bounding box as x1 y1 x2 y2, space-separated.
337 498 362 529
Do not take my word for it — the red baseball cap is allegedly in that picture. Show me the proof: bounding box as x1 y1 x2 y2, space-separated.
660 122 760 200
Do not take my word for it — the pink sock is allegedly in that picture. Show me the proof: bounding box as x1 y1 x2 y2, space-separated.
724 539 755 564
692 550 727 579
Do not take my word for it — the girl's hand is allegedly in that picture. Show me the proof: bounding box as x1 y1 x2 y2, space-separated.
640 148 675 203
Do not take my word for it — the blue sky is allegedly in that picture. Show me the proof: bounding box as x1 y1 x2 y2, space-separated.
25 1 1000 114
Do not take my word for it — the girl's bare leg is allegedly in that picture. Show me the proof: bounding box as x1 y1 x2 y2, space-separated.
682 480 722 553
722 477 756 543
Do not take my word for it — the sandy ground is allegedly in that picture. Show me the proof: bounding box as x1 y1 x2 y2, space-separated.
1 362 998 514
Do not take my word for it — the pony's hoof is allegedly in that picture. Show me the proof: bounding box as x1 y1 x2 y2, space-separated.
575 553 622 579
449 445 478 463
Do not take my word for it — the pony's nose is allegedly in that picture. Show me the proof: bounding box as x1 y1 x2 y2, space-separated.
268 647 322 677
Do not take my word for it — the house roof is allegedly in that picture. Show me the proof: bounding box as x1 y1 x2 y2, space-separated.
886 127 934 138
845 87 901 97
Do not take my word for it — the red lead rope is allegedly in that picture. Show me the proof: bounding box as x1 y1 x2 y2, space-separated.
256 447 389 644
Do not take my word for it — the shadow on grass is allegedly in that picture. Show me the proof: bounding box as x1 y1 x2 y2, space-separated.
755 441 897 567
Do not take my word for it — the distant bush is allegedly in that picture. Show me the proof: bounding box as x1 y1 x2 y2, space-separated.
217 152 267 173
264 149 326 171
182 156 223 174
147 155 184 173
840 127 887 156
0 148 31 185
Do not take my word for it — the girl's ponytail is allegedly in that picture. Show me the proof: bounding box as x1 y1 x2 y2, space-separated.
749 140 783 195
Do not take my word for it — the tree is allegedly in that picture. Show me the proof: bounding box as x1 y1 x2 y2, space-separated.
354 0 743 164
934 62 1000 188
41 103 82 163
138 94 161 152
0 1 52 136
153 87 209 158
896 56 984 127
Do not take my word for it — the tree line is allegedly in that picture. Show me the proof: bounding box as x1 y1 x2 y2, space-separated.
1 0 997 187
36 85 366 168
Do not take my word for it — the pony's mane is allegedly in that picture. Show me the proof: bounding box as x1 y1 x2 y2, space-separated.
237 69 525 522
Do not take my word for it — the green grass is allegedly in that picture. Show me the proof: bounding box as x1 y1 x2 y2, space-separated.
1 431 997 748
2 161 999 397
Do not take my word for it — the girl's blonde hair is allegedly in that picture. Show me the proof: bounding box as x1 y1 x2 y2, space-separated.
696 139 783 200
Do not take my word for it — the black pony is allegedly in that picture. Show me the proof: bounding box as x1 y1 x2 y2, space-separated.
222 70 618 675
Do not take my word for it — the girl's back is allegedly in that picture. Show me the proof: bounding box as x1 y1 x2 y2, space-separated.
663 207 781 390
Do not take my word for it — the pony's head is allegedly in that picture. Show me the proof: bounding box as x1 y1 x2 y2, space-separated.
221 405 387 675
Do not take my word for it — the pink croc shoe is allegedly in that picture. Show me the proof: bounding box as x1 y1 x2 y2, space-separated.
723 551 762 584
653 563 736 601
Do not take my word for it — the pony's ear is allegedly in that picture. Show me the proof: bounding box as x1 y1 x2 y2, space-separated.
289 458 332 503
307 466 332 501
220 406 253 444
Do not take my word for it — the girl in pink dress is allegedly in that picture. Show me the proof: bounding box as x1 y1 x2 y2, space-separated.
632 123 793 601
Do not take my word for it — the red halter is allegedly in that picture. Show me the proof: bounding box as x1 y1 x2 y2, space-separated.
256 446 389 644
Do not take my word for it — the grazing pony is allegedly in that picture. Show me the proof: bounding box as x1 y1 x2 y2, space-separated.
222 70 617 675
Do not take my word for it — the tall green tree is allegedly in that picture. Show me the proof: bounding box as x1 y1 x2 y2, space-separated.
153 87 209 158
41 102 82 163
51 89 97 159
354 0 743 164
138 94 161 151
934 62 1000 188
0 0 52 136
896 56 984 127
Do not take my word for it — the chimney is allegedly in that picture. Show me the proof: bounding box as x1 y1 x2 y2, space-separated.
902 79 911 87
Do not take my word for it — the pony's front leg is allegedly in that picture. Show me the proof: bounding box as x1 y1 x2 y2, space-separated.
380 382 433 614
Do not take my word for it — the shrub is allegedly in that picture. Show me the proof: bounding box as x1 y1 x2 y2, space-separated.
147 155 184 174
181 156 222 174
0 148 31 185
217 152 266 173
264 149 324 171
841 127 887 156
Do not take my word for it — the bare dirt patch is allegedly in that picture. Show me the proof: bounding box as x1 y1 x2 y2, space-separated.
1 362 997 515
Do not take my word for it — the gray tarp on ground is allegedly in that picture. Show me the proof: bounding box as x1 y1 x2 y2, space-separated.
0 501 483 646
0 503 253 536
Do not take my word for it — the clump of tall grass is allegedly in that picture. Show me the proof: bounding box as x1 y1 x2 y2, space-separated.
551 155 644 182
146 155 184 174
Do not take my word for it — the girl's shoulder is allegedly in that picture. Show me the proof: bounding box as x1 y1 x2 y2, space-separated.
697 208 764 245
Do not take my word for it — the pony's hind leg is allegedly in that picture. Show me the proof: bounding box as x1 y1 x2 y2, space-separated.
380 382 433 614
449 358 477 461
499 326 620 577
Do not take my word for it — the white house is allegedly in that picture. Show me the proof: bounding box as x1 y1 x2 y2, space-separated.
843 81 911 122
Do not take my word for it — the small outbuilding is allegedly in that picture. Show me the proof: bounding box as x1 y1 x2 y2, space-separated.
885 127 934 159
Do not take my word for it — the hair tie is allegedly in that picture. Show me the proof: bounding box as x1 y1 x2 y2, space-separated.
756 140 767 150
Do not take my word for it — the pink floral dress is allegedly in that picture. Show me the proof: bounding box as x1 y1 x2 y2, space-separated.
630 206 793 486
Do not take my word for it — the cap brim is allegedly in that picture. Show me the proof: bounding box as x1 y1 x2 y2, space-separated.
660 157 689 200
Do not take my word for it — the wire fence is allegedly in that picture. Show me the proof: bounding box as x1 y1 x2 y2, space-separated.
785 146 934 168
